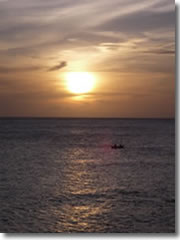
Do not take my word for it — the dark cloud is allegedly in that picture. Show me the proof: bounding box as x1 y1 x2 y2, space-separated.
0 66 42 73
96 9 174 33
142 50 175 55
48 61 67 71
0 46 37 57
0 61 67 74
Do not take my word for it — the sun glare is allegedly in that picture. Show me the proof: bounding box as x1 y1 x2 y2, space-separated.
65 72 95 94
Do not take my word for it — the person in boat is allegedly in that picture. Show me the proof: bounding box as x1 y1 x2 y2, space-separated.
111 144 124 149
119 144 124 148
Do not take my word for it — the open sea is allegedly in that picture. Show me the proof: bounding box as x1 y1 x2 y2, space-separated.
0 118 175 233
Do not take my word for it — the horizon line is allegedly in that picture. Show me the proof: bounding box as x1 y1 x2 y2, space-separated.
0 116 175 120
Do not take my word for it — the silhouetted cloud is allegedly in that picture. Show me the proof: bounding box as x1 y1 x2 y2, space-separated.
48 61 67 71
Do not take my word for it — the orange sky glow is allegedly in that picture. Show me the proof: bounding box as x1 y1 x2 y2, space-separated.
0 0 175 118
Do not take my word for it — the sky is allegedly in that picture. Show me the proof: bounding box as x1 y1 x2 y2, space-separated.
0 0 175 118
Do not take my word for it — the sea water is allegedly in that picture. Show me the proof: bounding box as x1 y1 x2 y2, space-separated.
0 118 175 233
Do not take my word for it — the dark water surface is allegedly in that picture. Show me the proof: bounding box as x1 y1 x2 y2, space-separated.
0 118 175 233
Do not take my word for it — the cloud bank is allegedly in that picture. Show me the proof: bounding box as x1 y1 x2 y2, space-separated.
0 0 175 117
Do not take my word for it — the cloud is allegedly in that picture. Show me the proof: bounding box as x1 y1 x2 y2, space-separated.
0 0 175 118
96 9 174 33
0 61 67 74
142 49 175 55
0 66 42 73
86 91 150 98
48 61 67 71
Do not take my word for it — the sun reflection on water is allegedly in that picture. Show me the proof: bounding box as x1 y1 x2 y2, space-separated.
52 146 111 232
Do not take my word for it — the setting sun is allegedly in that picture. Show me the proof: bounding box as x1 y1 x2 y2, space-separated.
65 72 95 94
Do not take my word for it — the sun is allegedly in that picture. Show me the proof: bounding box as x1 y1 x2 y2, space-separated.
65 72 95 94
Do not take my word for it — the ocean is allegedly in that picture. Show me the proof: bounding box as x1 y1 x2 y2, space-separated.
0 118 175 233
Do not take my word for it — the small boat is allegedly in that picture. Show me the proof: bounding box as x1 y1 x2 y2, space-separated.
111 144 124 149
